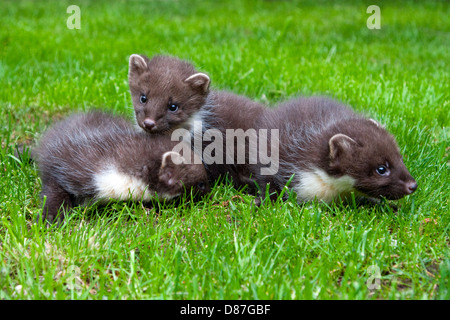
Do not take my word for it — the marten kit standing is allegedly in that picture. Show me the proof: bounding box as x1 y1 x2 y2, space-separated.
35 112 209 224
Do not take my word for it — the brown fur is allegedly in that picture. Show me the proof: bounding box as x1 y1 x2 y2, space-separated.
129 55 210 134
128 55 417 203
35 111 210 224
250 97 418 202
128 54 267 188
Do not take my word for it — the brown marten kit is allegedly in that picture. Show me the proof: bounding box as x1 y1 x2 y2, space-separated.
35 112 209 224
128 54 212 134
128 54 265 136
128 54 266 187
250 97 417 204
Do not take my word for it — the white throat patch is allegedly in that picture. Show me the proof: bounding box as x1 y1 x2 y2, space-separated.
294 168 356 203
185 110 204 134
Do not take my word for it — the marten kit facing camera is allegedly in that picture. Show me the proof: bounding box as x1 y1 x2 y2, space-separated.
128 54 267 187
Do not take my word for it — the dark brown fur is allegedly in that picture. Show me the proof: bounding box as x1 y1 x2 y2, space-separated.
250 97 418 202
128 54 266 188
129 55 210 134
35 112 210 224
200 90 266 187
128 55 417 203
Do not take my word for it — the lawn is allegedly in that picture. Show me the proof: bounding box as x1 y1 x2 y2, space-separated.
0 0 448 300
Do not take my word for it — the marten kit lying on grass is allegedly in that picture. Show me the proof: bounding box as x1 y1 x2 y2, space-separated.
250 97 417 204
35 112 209 224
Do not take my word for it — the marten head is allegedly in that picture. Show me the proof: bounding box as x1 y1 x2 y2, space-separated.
156 151 210 199
128 54 210 134
326 118 417 200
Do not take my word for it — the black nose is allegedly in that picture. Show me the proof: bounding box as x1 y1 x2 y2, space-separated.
406 181 418 194
143 119 156 130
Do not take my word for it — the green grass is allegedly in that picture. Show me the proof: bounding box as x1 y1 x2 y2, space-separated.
0 0 449 300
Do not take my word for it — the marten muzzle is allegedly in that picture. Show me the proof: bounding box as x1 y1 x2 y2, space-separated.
405 180 418 195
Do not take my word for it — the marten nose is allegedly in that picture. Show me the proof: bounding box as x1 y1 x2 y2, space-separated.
143 119 156 130
406 181 418 194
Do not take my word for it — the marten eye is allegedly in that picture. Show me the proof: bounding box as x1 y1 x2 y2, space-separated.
168 103 179 112
376 165 390 176
139 94 147 104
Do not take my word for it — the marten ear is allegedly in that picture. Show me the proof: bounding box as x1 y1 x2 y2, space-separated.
369 118 385 129
184 73 210 93
161 151 186 168
129 54 148 77
329 134 358 162
159 152 186 186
